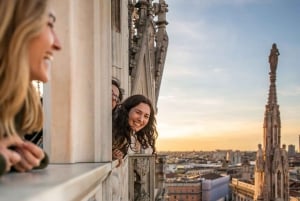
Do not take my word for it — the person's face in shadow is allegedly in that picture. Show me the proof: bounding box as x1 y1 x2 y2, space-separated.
112 84 120 109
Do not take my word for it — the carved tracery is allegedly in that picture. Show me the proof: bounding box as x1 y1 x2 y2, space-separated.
128 0 168 105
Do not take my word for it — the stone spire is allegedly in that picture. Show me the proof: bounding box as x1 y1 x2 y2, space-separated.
264 43 281 157
254 43 289 201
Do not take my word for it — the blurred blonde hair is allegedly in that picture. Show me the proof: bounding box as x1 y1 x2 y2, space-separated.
0 0 48 139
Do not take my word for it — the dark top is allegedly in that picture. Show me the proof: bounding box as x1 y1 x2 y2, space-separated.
0 150 49 177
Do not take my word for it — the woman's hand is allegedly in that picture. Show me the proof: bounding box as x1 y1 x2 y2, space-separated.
112 149 124 168
12 141 45 172
113 149 124 160
0 135 23 174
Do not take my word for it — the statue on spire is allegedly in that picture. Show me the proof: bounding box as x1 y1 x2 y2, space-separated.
269 43 280 73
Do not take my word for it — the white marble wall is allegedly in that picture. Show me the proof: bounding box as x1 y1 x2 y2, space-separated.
44 0 113 163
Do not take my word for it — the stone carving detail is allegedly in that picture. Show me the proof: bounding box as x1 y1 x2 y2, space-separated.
134 157 150 201
256 144 264 172
128 0 168 106
128 155 155 201
269 43 280 74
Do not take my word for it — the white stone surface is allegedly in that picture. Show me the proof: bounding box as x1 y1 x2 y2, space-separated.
44 0 113 163
0 163 111 201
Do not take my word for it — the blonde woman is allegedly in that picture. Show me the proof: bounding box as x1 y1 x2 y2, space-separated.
0 0 61 175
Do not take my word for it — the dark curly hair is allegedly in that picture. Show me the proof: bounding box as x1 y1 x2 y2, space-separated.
112 94 158 156
112 79 123 103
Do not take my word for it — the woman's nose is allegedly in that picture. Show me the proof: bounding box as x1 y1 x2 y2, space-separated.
52 31 62 51
138 115 144 122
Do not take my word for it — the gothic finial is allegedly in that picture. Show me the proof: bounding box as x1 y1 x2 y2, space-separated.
268 43 280 73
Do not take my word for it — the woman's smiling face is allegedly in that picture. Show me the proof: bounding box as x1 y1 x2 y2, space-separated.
128 103 151 132
28 12 61 82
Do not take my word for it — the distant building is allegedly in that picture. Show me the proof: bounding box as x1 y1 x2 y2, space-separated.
202 173 230 201
241 159 252 181
167 180 202 201
299 135 300 152
231 178 255 201
166 172 230 201
288 144 296 157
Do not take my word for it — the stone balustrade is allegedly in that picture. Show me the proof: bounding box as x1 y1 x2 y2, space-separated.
0 154 162 201
128 154 156 201
0 163 112 201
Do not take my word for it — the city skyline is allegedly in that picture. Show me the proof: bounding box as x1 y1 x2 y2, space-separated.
156 0 300 151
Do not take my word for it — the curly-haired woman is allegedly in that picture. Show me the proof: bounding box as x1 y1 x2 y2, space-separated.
112 94 158 164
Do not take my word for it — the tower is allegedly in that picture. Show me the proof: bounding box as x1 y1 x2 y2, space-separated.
254 43 289 201
298 134 300 152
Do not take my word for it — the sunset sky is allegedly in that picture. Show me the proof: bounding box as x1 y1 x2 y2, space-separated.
156 0 300 151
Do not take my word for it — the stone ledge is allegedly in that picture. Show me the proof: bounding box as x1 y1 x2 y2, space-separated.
0 163 112 201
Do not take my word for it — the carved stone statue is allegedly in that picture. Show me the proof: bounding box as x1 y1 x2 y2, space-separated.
269 43 280 73
254 144 265 200
256 144 264 171
134 158 150 201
